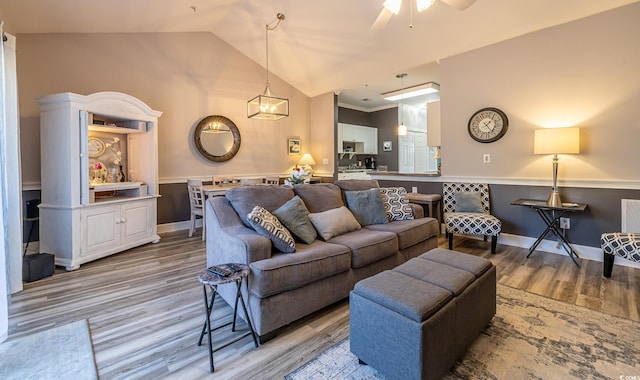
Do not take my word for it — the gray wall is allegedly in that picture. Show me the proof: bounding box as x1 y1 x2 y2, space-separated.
378 180 640 248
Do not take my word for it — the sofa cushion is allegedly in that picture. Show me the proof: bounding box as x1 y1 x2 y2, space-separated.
334 179 380 192
293 183 344 213
344 189 388 226
226 185 294 227
328 228 398 268
309 206 361 241
365 218 439 250
247 206 296 253
379 187 414 221
273 195 317 244
249 240 351 298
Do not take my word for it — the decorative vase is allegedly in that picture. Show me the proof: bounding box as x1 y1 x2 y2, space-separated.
118 165 126 182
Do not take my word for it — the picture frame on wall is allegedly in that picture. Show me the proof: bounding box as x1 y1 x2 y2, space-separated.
383 140 392 152
288 138 301 155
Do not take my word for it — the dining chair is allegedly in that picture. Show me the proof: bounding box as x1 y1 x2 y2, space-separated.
239 178 263 186
265 176 280 185
443 182 502 254
187 178 206 240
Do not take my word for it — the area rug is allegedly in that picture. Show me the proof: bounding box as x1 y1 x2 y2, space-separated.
285 285 640 379
0 319 98 380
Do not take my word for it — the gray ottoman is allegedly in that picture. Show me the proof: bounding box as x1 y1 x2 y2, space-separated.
350 248 496 380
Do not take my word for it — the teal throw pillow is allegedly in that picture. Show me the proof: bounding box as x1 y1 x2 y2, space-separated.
247 206 296 253
273 196 317 244
344 189 388 226
454 192 484 213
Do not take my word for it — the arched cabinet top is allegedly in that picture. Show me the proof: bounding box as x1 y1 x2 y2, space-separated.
37 91 162 121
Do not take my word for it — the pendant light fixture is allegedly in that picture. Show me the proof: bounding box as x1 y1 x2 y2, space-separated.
397 73 408 136
247 13 289 121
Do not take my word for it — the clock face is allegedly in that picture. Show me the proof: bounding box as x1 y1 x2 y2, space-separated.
88 137 106 158
468 108 509 143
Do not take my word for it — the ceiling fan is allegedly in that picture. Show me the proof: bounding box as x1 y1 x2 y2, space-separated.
372 0 477 30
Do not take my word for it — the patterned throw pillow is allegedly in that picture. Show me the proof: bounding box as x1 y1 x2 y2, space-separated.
379 187 414 221
247 206 296 253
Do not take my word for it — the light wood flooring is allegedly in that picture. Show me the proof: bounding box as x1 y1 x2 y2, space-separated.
8 231 640 379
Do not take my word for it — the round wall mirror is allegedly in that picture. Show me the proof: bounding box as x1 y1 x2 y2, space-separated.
194 115 241 162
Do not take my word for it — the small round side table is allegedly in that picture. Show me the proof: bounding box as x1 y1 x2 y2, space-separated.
197 264 259 373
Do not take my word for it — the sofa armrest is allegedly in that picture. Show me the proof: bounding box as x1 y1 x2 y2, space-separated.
206 197 272 267
409 203 424 219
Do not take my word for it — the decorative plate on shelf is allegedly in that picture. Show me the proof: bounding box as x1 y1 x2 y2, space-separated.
88 137 106 157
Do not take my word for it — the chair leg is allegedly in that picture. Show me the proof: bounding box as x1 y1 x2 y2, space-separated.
189 214 196 237
491 236 497 254
448 233 453 250
603 253 615 278
483 235 488 242
201 215 206 241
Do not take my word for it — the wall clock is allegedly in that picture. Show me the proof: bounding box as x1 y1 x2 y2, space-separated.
88 137 106 157
467 107 509 143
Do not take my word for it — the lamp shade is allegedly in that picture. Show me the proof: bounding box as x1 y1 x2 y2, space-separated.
298 153 316 166
534 127 580 155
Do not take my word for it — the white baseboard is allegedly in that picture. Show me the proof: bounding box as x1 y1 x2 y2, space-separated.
157 219 202 234
497 233 640 269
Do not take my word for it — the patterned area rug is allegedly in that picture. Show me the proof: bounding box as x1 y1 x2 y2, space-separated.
285 285 640 379
0 320 98 380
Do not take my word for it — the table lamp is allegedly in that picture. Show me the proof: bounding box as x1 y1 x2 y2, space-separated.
298 153 316 176
534 127 580 207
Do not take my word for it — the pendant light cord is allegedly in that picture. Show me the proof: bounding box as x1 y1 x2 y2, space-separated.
264 13 286 88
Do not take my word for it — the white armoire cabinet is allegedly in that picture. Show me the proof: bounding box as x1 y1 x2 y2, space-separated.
38 92 162 270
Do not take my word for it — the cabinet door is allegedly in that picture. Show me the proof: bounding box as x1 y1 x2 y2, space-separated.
81 205 121 256
121 200 154 245
341 124 358 142
363 127 378 154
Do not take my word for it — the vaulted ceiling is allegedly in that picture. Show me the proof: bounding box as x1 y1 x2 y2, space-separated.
2 0 638 108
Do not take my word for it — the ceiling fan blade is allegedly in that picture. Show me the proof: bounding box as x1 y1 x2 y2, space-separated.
440 0 477 10
371 8 394 30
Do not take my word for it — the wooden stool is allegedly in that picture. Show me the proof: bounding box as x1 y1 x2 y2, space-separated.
406 193 442 226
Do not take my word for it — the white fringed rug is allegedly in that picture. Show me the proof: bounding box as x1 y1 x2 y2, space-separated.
0 320 98 380
286 285 640 379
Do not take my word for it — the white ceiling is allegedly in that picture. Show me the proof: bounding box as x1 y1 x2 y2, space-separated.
2 0 638 109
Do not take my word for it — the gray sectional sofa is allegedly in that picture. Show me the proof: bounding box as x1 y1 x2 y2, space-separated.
206 179 439 342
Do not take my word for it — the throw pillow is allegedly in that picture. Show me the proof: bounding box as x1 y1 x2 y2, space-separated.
344 189 388 226
454 192 484 213
273 196 317 244
247 206 296 253
379 187 414 221
308 206 361 241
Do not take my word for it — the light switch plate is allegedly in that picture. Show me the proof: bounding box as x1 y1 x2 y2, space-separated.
483 154 491 163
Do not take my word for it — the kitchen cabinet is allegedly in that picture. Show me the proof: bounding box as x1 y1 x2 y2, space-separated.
338 123 378 155
38 91 162 270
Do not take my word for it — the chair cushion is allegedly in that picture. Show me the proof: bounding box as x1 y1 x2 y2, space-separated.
309 206 361 241
454 192 483 213
379 187 414 221
247 206 296 253
444 212 502 236
273 195 317 244
328 228 398 268
344 189 388 226
601 233 640 263
249 241 351 298
293 183 344 213
365 218 439 250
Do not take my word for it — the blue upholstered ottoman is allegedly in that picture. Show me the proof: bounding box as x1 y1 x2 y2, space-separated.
349 248 496 380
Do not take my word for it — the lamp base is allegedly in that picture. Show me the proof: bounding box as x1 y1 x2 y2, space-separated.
547 191 562 207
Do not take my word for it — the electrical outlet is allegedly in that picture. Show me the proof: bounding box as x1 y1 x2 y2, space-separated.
411 187 418 193
483 154 491 163
560 217 570 229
